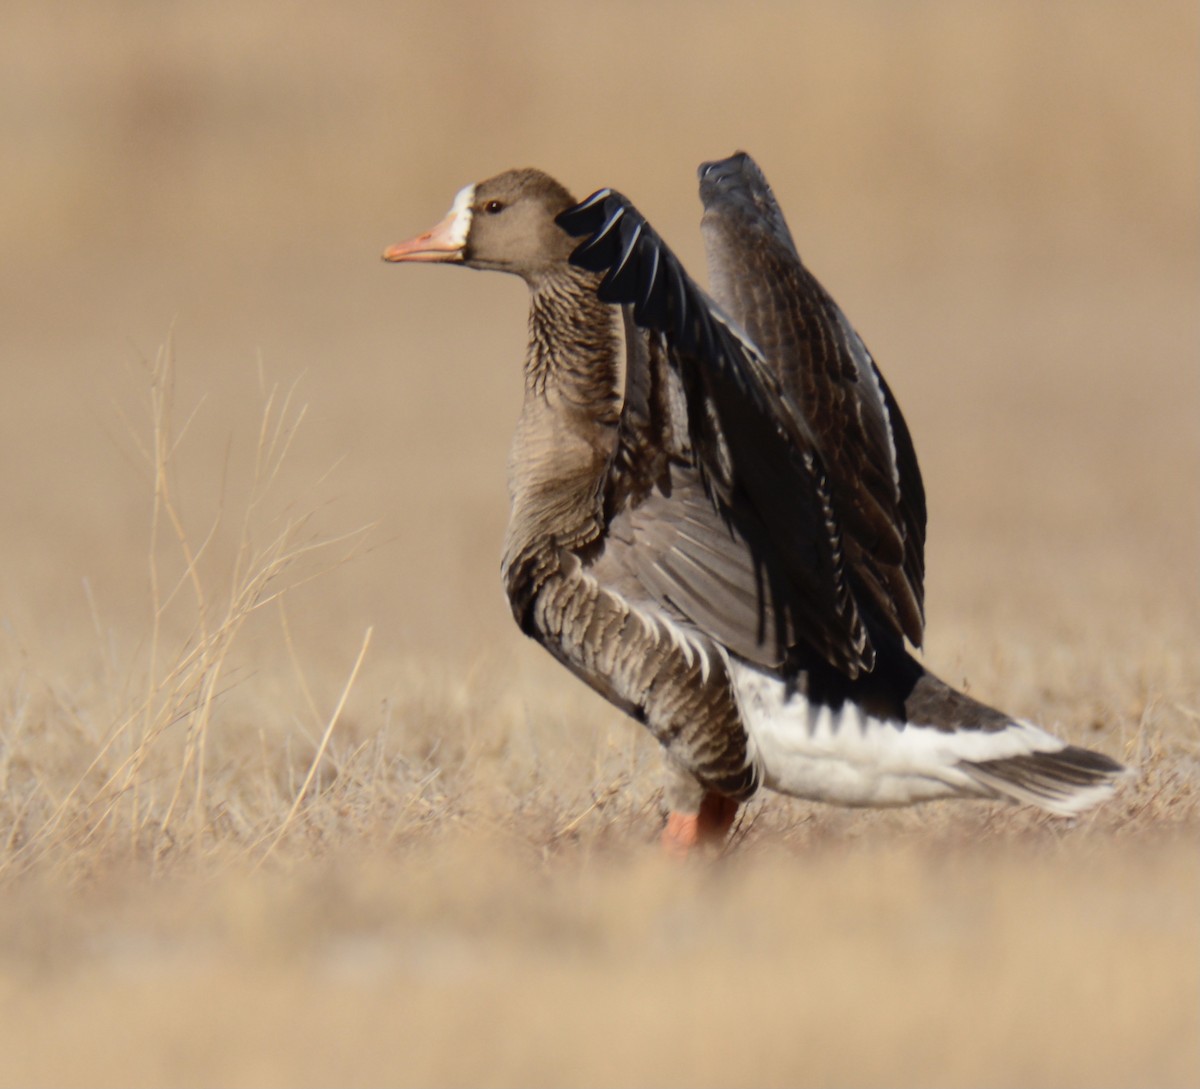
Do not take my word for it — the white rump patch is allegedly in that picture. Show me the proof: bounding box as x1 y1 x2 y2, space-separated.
729 661 1071 808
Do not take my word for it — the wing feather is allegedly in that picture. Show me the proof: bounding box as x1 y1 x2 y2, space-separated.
558 191 874 677
594 467 789 667
697 152 927 645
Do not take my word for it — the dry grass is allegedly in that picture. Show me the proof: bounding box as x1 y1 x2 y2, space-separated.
0 839 1196 1088
1 346 373 876
0 2 1197 1086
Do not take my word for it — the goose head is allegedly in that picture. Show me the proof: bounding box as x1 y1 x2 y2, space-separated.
383 168 579 284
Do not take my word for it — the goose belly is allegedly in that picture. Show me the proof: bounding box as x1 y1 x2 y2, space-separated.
729 661 980 807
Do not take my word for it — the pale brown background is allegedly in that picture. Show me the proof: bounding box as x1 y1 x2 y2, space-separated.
0 2 1197 1085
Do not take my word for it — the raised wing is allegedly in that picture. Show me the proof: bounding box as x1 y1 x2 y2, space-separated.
698 152 927 647
556 189 875 678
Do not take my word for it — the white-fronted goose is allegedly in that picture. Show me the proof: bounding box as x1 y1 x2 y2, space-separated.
383 152 1127 853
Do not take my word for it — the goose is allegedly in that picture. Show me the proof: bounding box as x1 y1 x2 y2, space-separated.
383 152 1127 854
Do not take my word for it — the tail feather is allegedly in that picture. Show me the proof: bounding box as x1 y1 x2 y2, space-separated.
960 744 1129 817
731 654 1131 815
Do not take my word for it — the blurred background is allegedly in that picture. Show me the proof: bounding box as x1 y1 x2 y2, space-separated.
1 1 1195 683
0 3 1197 1085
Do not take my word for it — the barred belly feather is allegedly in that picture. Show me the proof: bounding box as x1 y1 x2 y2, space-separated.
531 559 759 800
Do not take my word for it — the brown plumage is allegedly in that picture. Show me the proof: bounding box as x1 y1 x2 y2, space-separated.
382 153 1127 852
700 155 926 645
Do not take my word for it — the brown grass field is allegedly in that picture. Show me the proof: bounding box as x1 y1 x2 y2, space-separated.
1 2 1197 1085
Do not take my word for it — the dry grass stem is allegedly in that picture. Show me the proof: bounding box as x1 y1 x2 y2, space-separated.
0 344 369 878
256 624 373 865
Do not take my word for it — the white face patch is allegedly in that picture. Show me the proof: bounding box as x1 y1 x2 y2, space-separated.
444 183 475 248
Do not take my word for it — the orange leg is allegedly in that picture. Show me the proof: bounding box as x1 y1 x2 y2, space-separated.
661 792 740 857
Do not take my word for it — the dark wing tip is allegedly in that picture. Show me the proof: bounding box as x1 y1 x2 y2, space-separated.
698 150 755 182
555 188 617 237
697 151 771 207
561 192 690 343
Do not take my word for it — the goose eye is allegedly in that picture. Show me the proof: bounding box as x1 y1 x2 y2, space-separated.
483 200 505 215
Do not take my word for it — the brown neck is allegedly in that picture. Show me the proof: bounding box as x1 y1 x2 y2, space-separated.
524 265 620 419
501 265 621 615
